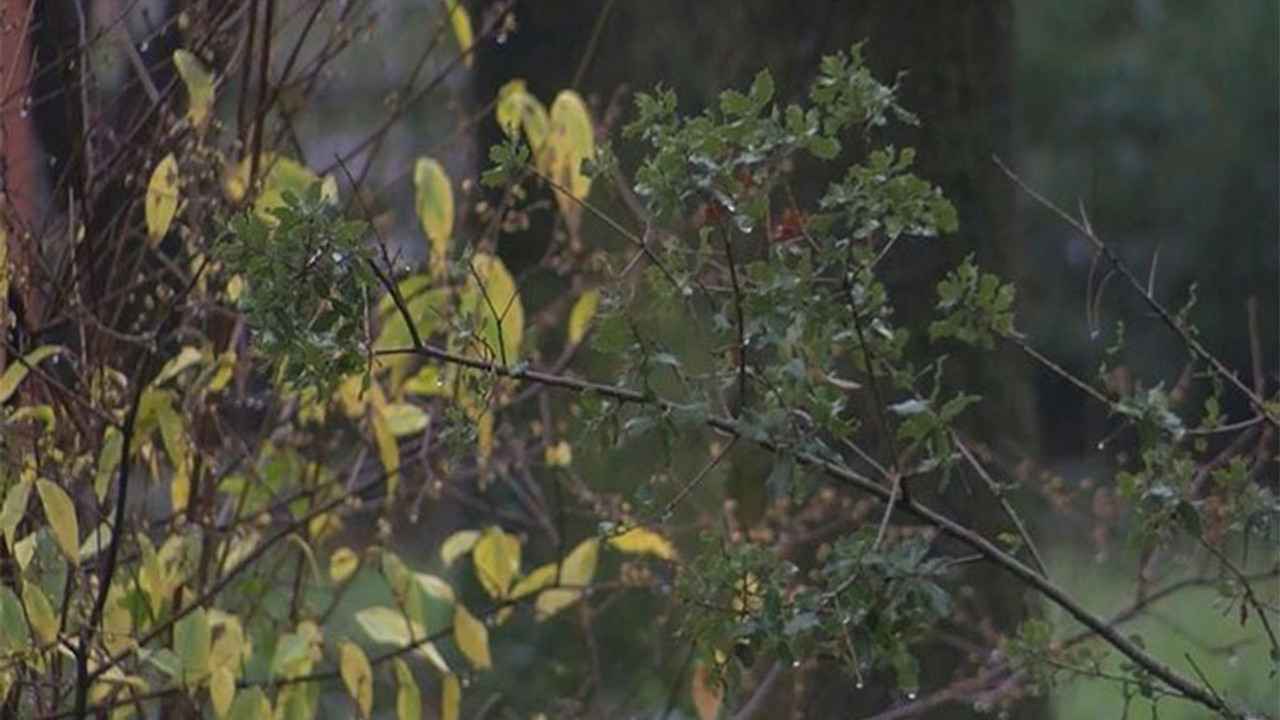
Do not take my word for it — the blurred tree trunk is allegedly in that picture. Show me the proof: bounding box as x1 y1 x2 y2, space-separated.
475 1 1040 717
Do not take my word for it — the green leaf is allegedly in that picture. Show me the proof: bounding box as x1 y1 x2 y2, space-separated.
22 582 58 645
225 687 270 720
0 585 29 653
174 607 211 684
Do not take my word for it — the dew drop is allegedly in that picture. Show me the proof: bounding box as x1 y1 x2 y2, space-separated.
907 692 917 701
855 681 864 690
139 40 150 52
495 32 508 44
791 660 801 668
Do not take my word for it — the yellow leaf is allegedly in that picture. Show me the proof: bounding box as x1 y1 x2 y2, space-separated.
461 253 524 364
370 405 400 499
452 604 492 671
146 153 180 245
0 345 63 404
444 0 473 67
153 346 203 386
22 582 58 645
210 665 236 718
691 660 724 720
530 538 598 620
172 49 215 128
393 658 422 720
208 351 237 393
413 157 454 278
338 641 374 717
567 289 598 345
77 521 115 563
534 588 581 621
35 478 79 566
209 614 246 670
546 91 594 194
440 530 480 567
509 564 557 601
0 478 32 548
329 548 359 583
225 154 329 220
153 400 191 512
472 526 520 599
441 672 461 720
608 527 678 561
496 80 549 148
93 427 122 502
544 440 573 468
382 402 429 437
560 538 599 586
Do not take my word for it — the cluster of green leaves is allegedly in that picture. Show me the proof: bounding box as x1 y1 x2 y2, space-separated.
680 528 950 696
217 186 375 393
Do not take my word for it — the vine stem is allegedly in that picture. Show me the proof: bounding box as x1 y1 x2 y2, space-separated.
374 342 1242 718
994 156 1278 429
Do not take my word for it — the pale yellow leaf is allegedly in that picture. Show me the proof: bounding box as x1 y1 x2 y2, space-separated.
210 665 236 718
382 402 429 437
339 641 374 716
35 478 79 566
0 345 63 404
146 153 180 245
444 0 474 67
567 289 598 345
691 660 724 720
329 548 359 583
472 526 520 599
413 572 456 604
355 606 449 672
608 526 678 561
452 604 492 671
393 658 421 720
440 530 480 567
441 672 461 720
172 49 215 128
413 157 454 278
